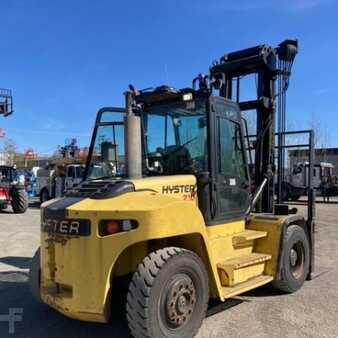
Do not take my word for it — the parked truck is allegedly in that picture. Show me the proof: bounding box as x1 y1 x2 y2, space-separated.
282 161 335 200
36 163 84 203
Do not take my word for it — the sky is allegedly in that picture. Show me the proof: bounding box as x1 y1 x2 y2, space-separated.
0 0 337 155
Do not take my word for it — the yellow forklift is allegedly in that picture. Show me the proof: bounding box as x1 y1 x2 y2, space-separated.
30 40 315 338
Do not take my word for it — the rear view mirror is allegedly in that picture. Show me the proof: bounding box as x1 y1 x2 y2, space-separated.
173 118 181 127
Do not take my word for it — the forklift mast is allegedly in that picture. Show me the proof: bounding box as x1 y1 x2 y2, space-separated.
210 40 298 213
0 88 13 117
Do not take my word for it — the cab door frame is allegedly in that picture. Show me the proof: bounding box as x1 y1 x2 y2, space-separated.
208 96 250 224
83 107 125 180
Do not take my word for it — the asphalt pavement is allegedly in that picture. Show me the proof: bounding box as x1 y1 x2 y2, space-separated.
0 200 337 338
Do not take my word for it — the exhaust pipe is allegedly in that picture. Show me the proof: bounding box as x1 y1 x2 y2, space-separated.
124 91 142 179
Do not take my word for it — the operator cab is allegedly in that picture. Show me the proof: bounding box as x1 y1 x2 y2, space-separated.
83 85 250 224
135 86 250 223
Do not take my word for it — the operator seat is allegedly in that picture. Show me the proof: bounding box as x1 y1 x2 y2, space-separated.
161 145 193 174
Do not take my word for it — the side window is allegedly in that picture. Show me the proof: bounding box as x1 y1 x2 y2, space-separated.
146 114 176 152
216 116 249 218
67 166 75 178
218 117 246 179
75 166 84 179
147 115 165 152
177 115 208 171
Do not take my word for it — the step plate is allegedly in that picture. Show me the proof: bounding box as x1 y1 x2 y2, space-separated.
217 253 272 286
232 230 267 247
222 275 273 299
218 253 272 270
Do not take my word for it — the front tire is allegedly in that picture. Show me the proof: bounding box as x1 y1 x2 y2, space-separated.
29 248 42 303
11 188 28 213
126 247 209 338
272 225 310 293
0 202 8 211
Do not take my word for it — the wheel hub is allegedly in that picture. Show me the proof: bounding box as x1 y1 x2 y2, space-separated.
165 274 196 328
289 241 305 279
177 295 187 314
290 248 298 267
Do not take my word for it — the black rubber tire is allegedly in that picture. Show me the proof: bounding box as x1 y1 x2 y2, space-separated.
126 247 209 338
29 248 42 303
11 188 28 213
0 202 8 211
272 225 310 293
40 188 50 204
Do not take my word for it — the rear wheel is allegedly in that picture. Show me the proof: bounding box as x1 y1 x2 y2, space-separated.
11 188 28 213
29 248 42 303
272 225 310 293
40 189 50 204
126 247 209 338
0 202 8 211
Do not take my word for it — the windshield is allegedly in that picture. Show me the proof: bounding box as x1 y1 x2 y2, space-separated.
86 110 126 180
0 167 14 182
86 100 208 180
143 99 208 175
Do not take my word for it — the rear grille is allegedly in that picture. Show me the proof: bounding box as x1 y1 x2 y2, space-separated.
65 179 134 199
65 180 112 197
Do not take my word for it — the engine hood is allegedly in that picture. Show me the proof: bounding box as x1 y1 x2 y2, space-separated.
43 175 197 220
66 175 197 201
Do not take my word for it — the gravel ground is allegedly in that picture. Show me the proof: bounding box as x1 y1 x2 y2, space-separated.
0 199 337 338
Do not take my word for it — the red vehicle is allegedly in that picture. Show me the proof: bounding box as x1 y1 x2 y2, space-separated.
0 165 28 213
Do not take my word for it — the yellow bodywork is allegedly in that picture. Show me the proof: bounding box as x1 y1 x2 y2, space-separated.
40 175 293 323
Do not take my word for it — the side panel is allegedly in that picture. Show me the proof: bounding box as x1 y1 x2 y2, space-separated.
131 175 198 204
247 214 306 278
112 220 246 300
247 216 285 277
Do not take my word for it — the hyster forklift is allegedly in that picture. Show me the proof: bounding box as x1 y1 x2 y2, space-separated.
30 40 315 338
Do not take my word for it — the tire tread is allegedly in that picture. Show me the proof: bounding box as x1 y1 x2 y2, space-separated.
126 247 208 338
11 188 28 213
272 225 309 293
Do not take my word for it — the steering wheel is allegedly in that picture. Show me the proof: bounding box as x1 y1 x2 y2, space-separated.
162 137 198 158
